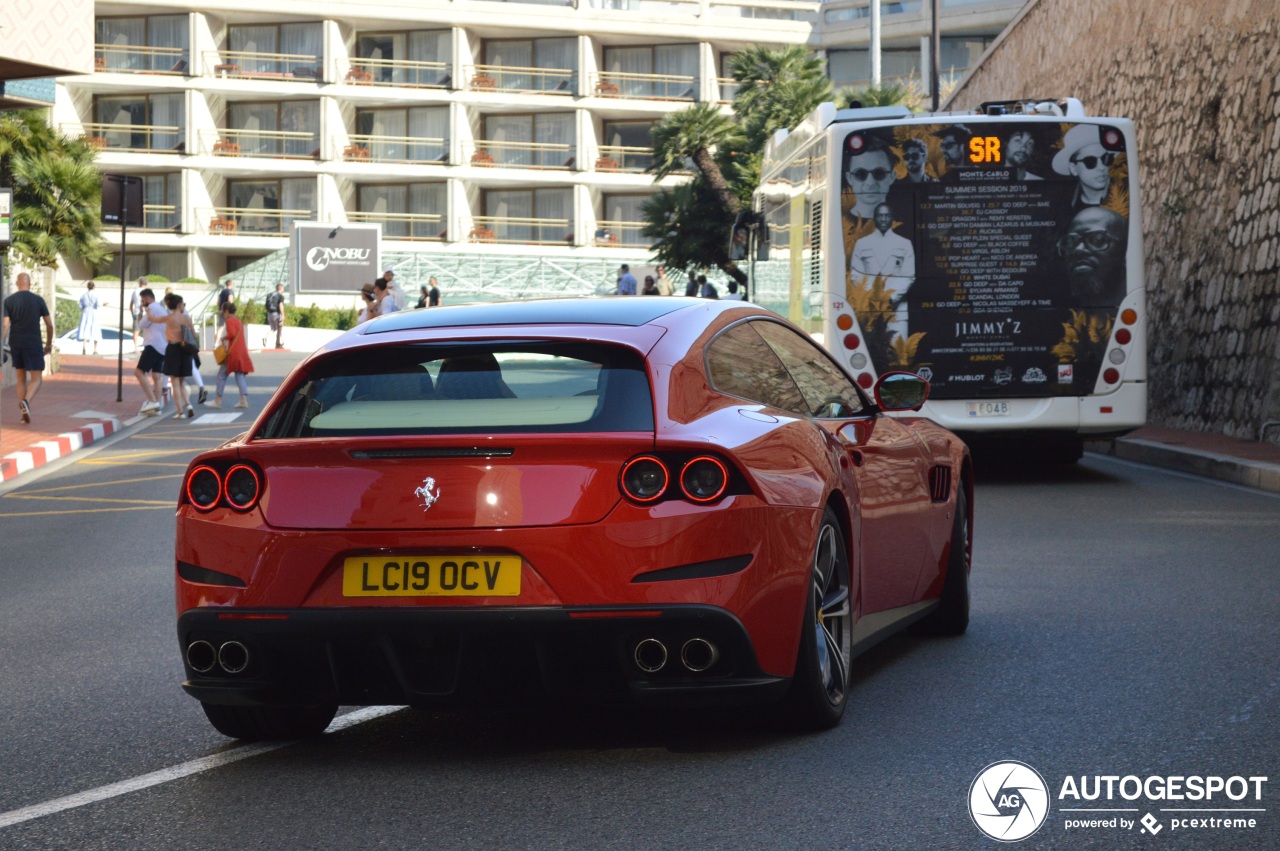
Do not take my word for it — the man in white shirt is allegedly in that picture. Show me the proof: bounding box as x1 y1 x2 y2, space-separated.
133 288 170 415
851 204 916 339
375 279 399 315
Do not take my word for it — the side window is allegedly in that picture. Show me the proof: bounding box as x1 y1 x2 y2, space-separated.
753 320 866 418
705 322 807 414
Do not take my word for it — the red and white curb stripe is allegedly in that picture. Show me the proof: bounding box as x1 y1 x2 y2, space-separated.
0 418 120 482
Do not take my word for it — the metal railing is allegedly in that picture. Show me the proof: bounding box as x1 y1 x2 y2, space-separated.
200 207 314 237
593 71 698 100
467 64 575 94
201 129 319 159
94 44 189 75
718 76 740 102
595 145 654 173
344 57 451 88
593 220 647 248
74 123 185 154
344 134 448 164
470 140 576 170
204 50 323 81
350 212 447 241
102 204 181 232
470 216 574 245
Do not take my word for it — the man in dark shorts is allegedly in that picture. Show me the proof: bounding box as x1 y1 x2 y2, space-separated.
133 288 168 416
2 272 55 424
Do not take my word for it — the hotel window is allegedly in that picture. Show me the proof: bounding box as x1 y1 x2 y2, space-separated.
227 178 316 234
602 44 699 99
355 107 449 162
93 94 185 152
354 30 451 86
95 15 190 73
227 101 320 158
482 188 574 244
481 37 577 93
227 23 323 78
600 121 655 171
480 113 576 169
600 194 649 246
358 183 448 240
142 173 182 231
101 251 187 282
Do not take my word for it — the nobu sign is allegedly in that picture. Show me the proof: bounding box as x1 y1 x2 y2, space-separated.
292 223 381 292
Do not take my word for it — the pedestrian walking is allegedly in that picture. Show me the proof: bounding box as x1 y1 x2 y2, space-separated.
213 301 254 409
265 283 286 348
215 278 235 336
129 278 144 345
77 281 104 354
162 292 196 419
134 288 167 416
2 272 55 424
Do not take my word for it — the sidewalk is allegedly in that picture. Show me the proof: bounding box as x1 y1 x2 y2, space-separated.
5 357 1280 492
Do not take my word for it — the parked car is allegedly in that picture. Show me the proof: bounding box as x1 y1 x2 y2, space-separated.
175 297 972 739
55 325 136 355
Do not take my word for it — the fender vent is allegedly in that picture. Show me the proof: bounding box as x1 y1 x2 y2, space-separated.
928 465 952 503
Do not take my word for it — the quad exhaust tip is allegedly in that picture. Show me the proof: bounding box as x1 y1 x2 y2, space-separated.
680 638 719 672
186 640 217 673
217 641 250 674
634 638 668 673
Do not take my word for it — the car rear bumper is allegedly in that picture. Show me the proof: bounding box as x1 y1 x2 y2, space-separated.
178 605 789 710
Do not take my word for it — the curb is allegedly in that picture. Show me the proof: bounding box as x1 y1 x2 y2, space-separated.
1091 438 1280 494
0 418 121 482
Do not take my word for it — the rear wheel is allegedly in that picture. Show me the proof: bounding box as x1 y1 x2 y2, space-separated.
201 701 338 741
781 506 852 731
921 488 970 636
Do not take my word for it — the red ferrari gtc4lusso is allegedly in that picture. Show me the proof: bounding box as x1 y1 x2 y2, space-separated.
176 297 971 739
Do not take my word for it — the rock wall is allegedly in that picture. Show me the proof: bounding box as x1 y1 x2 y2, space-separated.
948 0 1280 442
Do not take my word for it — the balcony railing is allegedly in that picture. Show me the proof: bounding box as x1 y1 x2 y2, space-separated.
467 64 575 95
202 129 320 159
593 220 647 248
101 204 181 232
345 134 448 164
201 207 314 237
471 140 576 170
204 51 323 81
350 212 447 241
470 216 574 245
593 71 698 101
345 57 451 88
595 145 654 173
74 123 185 154
94 44 189 75
718 77 740 102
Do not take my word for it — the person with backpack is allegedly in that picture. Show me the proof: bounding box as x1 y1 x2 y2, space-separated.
264 283 286 348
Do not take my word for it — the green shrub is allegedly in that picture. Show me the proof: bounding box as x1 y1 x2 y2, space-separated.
178 276 208 284
94 274 121 282
55 287 79 335
145 273 170 283
235 297 264 325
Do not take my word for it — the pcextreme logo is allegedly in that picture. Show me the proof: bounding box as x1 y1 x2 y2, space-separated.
969 762 1269 842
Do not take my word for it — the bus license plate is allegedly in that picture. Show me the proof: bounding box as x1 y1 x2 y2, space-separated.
343 555 521 597
967 401 1011 417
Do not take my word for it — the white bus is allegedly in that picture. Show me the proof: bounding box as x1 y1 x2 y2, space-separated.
752 98 1145 461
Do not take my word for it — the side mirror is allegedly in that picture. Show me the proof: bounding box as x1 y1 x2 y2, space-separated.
874 371 929 412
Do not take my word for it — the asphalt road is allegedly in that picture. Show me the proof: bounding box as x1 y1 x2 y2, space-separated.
1 366 1277 849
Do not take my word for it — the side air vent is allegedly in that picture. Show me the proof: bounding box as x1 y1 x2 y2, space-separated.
809 199 824 293
929 465 952 503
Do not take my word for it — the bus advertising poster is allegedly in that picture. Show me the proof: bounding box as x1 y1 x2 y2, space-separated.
839 121 1132 399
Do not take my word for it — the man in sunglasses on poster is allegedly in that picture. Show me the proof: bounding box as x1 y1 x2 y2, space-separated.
1053 124 1116 211
844 132 900 221
1057 206 1128 305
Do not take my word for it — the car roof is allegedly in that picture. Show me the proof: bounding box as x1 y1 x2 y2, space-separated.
360 297 698 335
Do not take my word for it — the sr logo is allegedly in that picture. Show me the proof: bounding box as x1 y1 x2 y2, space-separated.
306 245 371 272
969 761 1049 842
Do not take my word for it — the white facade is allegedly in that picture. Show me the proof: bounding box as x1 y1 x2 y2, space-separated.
58 0 1022 285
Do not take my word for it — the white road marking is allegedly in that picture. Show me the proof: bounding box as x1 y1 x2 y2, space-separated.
0 706 403 830
193 413 244 424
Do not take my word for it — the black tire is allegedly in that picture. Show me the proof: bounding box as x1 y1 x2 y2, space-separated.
201 701 338 741
921 487 970 636
780 506 853 731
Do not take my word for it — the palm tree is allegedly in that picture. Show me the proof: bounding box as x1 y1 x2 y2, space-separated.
0 110 108 273
649 102 744 217
730 45 832 153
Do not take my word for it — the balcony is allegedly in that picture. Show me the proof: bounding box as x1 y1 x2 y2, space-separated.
595 146 654 174
101 204 181 232
468 65 575 95
345 134 448 165
471 140 576 170
74 123 185 154
201 207 313 237
204 51 323 81
471 216 574 246
594 220 647 248
593 71 697 101
718 77 740 103
202 130 320 160
94 44 189 75
345 58 450 88
349 212 446 241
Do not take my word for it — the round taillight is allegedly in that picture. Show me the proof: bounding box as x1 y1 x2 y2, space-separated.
1102 368 1120 385
1115 328 1132 345
842 334 860 350
680 457 728 503
836 314 853 331
186 466 221 511
224 464 261 511
621 456 668 503
1120 309 1137 325
857 373 874 389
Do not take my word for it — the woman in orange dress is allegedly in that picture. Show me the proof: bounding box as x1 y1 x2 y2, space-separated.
213 301 255 408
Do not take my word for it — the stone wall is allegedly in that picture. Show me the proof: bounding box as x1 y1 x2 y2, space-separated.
948 0 1280 442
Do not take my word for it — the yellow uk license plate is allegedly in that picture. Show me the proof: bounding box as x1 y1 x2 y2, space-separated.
342 555 522 597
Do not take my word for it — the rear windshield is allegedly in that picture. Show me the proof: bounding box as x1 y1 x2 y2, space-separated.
258 341 654 438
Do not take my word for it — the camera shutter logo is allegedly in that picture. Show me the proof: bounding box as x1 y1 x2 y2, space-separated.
969 761 1050 842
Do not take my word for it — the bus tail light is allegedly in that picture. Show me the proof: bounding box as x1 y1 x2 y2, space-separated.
1102 368 1120 385
1120 309 1138 325
842 334 860 350
1115 328 1132 345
